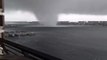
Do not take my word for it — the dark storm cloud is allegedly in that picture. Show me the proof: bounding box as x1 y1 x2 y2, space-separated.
62 0 107 14
4 0 107 26
5 0 107 14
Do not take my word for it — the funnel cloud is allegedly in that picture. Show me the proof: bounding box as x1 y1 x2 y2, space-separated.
4 0 107 26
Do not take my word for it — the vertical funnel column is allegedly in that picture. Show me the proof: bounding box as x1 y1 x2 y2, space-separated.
36 13 57 26
0 0 5 55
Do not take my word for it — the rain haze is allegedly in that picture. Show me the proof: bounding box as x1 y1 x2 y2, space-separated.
4 0 107 26
4 0 107 60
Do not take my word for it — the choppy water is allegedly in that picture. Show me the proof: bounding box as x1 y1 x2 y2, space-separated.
5 26 107 60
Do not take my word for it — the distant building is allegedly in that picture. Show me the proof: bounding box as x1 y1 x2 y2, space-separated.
87 21 100 25
99 21 107 26
57 21 71 25
78 21 87 25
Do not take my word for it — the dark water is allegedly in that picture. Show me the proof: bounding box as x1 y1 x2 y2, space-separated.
5 26 107 60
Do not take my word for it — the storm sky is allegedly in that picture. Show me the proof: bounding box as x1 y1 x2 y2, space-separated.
4 0 107 25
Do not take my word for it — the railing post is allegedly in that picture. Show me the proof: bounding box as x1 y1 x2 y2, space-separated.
0 0 7 55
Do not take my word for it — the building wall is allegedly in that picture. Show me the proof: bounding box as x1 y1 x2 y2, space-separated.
0 0 4 55
0 0 4 38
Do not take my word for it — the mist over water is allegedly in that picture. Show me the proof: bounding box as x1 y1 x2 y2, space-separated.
35 13 57 26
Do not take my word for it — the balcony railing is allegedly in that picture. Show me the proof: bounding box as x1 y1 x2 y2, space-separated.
3 39 61 60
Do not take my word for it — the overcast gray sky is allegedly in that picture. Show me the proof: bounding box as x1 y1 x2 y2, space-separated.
5 0 107 14
4 0 107 25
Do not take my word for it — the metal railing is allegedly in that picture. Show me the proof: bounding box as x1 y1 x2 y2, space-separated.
3 39 61 60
